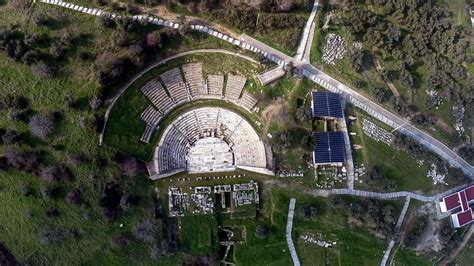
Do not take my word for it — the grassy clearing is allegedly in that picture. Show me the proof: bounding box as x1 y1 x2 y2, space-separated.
455 238 474 265
180 215 218 255
348 107 436 193
392 247 431 266
275 189 394 265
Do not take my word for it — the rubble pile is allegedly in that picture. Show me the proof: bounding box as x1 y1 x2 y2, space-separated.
322 33 346 65
362 119 393 145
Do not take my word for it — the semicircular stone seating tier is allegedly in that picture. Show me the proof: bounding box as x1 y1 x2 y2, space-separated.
138 62 259 143
149 107 269 179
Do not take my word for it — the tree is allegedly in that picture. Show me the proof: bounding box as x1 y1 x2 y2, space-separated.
127 44 144 66
145 31 162 49
120 156 141 177
348 47 364 72
299 204 318 220
295 107 311 122
29 114 54 140
89 95 103 110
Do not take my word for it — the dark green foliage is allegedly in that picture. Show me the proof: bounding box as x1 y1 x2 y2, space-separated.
458 145 474 165
348 199 397 237
37 226 80 245
348 47 363 72
405 216 428 248
255 224 270 239
344 1 470 110
299 204 318 220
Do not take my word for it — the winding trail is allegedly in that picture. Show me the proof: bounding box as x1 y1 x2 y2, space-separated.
265 179 470 203
99 49 259 145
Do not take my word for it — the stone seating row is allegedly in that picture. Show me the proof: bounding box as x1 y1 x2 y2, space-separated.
160 67 189 104
141 105 162 127
182 63 206 99
225 75 247 103
141 79 175 114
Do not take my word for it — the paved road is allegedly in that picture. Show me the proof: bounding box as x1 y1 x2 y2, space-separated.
295 0 319 61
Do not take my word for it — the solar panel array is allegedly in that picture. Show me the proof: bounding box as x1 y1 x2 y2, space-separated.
312 92 343 118
313 132 345 164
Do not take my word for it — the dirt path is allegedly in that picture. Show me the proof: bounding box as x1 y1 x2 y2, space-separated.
373 56 400 97
260 97 287 135
435 119 456 135
128 3 240 38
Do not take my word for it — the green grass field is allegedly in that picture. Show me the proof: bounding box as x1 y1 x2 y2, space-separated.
180 215 218 255
348 108 436 193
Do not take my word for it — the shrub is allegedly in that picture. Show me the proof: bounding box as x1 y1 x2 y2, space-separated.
18 183 33 196
2 128 21 145
67 153 87 166
120 194 132 211
2 93 29 109
8 0 29 9
111 234 131 247
37 227 80 245
254 224 270 239
45 207 60 218
40 186 61 199
4 149 41 173
40 165 73 182
29 114 54 140
65 189 84 205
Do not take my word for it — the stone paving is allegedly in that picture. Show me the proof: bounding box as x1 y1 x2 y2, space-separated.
286 198 300 266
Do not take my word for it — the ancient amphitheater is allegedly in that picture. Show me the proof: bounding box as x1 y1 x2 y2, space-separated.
149 107 271 179
136 62 272 179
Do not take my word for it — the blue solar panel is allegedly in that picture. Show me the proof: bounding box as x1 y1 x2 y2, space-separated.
314 132 345 164
312 92 343 118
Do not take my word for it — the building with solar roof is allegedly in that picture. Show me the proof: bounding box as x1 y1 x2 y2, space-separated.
311 92 343 119
313 132 346 166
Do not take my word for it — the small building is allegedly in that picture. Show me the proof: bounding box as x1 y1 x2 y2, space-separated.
313 132 345 166
439 185 474 228
311 92 343 119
